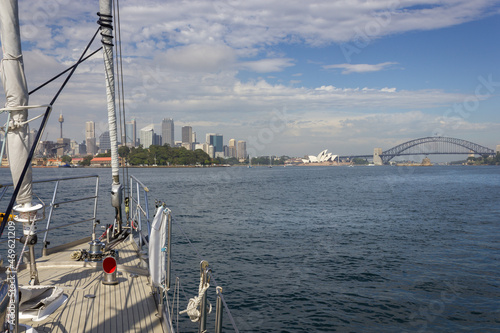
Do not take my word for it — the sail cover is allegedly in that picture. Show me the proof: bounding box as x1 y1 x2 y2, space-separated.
149 206 167 288
0 0 32 204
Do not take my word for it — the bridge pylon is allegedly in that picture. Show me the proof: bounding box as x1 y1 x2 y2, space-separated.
373 148 383 165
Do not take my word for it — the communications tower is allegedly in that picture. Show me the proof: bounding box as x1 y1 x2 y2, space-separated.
58 113 64 138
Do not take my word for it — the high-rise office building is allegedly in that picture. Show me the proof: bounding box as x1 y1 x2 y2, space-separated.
99 131 111 153
182 126 192 149
228 138 237 158
237 140 247 160
140 125 155 149
86 138 96 156
208 145 215 158
125 119 137 147
86 121 95 140
162 118 174 147
85 121 97 155
206 133 223 153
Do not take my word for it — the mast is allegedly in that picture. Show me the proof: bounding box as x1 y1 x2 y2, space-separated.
0 0 32 207
99 0 123 232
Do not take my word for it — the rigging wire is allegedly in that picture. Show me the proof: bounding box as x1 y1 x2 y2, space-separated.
112 0 123 162
113 0 131 205
28 47 102 96
0 27 102 237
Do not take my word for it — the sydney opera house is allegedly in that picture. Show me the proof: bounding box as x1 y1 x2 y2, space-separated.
301 149 338 163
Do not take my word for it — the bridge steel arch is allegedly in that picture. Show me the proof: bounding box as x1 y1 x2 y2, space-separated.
381 136 495 163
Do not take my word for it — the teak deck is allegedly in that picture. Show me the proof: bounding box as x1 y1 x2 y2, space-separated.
17 237 164 333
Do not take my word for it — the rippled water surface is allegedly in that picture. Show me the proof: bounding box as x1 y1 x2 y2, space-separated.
1 165 499 332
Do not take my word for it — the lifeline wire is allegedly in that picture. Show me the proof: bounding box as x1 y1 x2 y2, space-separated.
172 218 240 332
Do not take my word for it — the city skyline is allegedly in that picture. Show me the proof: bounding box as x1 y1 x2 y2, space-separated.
7 1 500 157
22 115 497 162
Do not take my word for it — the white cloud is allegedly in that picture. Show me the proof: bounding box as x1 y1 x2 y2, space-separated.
323 62 398 74
240 58 295 73
2 0 498 156
162 44 237 72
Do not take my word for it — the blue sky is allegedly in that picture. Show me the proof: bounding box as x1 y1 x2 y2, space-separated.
2 0 500 158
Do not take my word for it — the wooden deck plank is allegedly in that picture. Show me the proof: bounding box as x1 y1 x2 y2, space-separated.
16 238 163 333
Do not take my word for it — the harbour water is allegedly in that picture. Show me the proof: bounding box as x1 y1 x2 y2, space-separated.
0 165 499 332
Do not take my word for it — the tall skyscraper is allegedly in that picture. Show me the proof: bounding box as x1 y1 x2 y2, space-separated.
161 118 174 147
228 138 237 158
206 133 223 153
182 126 192 149
125 118 137 147
237 140 247 160
99 131 111 153
85 121 97 155
86 121 95 140
140 125 155 149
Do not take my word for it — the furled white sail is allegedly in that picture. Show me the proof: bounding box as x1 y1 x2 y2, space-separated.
0 0 32 205
99 0 119 182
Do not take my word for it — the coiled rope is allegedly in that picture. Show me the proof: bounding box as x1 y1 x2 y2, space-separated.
173 218 240 332
179 274 212 322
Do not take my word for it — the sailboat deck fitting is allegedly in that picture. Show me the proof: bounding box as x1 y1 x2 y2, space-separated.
16 237 163 333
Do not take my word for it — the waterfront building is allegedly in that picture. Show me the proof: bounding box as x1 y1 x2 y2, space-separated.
161 118 174 147
301 149 338 163
237 140 247 160
140 125 155 149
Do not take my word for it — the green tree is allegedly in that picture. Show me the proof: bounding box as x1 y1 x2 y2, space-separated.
80 155 93 166
352 157 368 165
61 155 72 163
118 146 130 158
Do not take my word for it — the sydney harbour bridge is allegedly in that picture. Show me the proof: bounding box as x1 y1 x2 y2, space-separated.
340 136 498 165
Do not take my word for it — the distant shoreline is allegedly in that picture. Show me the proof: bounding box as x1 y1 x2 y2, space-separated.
1 164 496 169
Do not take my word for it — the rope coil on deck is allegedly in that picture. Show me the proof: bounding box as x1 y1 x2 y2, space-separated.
179 275 212 322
